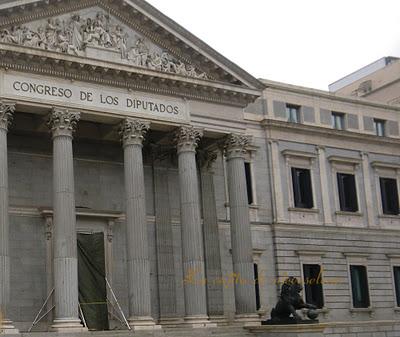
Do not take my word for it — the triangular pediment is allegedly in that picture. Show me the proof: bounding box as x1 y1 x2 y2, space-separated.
0 0 264 106
0 5 212 80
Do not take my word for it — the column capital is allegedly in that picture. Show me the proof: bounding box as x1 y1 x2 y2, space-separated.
47 108 80 137
119 118 150 147
174 126 203 154
0 102 16 131
198 150 218 171
224 133 250 160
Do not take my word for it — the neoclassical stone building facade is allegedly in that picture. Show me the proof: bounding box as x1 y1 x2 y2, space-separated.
0 1 400 337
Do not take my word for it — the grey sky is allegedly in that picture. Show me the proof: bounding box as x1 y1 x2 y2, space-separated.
146 0 400 90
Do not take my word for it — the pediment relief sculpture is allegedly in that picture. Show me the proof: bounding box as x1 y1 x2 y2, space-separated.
0 9 209 80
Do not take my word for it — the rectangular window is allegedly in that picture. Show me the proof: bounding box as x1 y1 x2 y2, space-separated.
332 112 345 130
291 167 313 208
380 177 399 215
286 104 300 123
374 119 385 136
303 264 324 308
350 265 370 308
254 264 261 310
337 173 358 212
394 266 400 307
244 162 254 205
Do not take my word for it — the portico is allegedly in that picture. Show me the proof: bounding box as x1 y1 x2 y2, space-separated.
0 0 265 332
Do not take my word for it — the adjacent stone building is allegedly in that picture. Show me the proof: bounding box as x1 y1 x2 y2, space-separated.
0 1 399 336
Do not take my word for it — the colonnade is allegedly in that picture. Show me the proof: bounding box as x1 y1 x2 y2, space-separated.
0 103 257 332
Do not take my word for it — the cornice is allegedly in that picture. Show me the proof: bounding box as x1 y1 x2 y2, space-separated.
262 119 400 147
261 79 400 113
0 0 264 89
0 44 260 107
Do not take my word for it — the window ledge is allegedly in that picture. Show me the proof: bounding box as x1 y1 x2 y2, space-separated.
378 214 400 219
349 307 375 317
394 307 400 313
288 207 319 213
335 211 363 217
249 204 260 210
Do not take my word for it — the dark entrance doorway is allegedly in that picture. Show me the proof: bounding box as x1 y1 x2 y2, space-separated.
77 232 109 331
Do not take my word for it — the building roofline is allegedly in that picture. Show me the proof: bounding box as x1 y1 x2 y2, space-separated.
260 78 400 112
328 56 399 92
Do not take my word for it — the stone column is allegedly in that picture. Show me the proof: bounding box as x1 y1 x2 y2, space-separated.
0 102 18 334
47 108 84 332
199 151 225 323
175 126 213 327
153 159 180 325
224 134 258 322
120 119 159 330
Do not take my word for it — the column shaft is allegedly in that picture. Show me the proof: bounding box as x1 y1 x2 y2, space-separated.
175 126 210 326
0 103 17 334
48 109 84 332
225 134 257 319
120 119 158 330
154 164 179 323
199 152 224 320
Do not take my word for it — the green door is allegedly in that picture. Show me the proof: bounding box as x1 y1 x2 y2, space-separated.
77 232 109 330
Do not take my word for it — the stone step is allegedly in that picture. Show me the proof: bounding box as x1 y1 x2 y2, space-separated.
4 326 255 337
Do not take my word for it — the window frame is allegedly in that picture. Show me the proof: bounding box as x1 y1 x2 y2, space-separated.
344 253 373 312
331 111 346 130
291 167 314 209
387 254 400 310
372 162 400 219
373 119 386 137
337 172 359 212
379 177 400 215
286 104 301 124
296 251 326 311
329 156 362 216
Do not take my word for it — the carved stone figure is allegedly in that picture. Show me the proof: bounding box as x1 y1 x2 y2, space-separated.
0 11 209 79
262 277 318 325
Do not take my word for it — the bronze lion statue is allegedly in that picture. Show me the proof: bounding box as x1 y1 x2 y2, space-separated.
264 276 318 325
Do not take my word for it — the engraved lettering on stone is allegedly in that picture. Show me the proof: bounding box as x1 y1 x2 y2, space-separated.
0 11 209 79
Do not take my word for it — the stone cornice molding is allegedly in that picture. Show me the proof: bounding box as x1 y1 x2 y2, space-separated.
262 119 400 147
0 44 259 107
119 118 150 147
0 101 16 131
224 133 251 160
47 108 80 137
174 125 203 154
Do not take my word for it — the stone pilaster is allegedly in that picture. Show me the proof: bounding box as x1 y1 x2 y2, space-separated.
175 126 212 327
316 146 333 225
153 158 180 325
199 151 226 323
0 102 18 334
47 108 84 332
224 134 258 323
120 119 159 330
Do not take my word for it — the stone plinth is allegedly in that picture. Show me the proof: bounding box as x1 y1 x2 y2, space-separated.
245 324 326 337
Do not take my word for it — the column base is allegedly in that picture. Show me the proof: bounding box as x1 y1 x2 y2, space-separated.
0 319 19 335
51 318 87 332
128 316 161 331
234 313 261 326
159 317 185 327
209 315 228 325
184 315 217 328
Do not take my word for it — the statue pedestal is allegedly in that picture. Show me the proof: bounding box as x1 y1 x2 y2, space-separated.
245 323 326 337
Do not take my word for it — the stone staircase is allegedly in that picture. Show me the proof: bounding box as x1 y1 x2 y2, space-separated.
4 326 255 337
